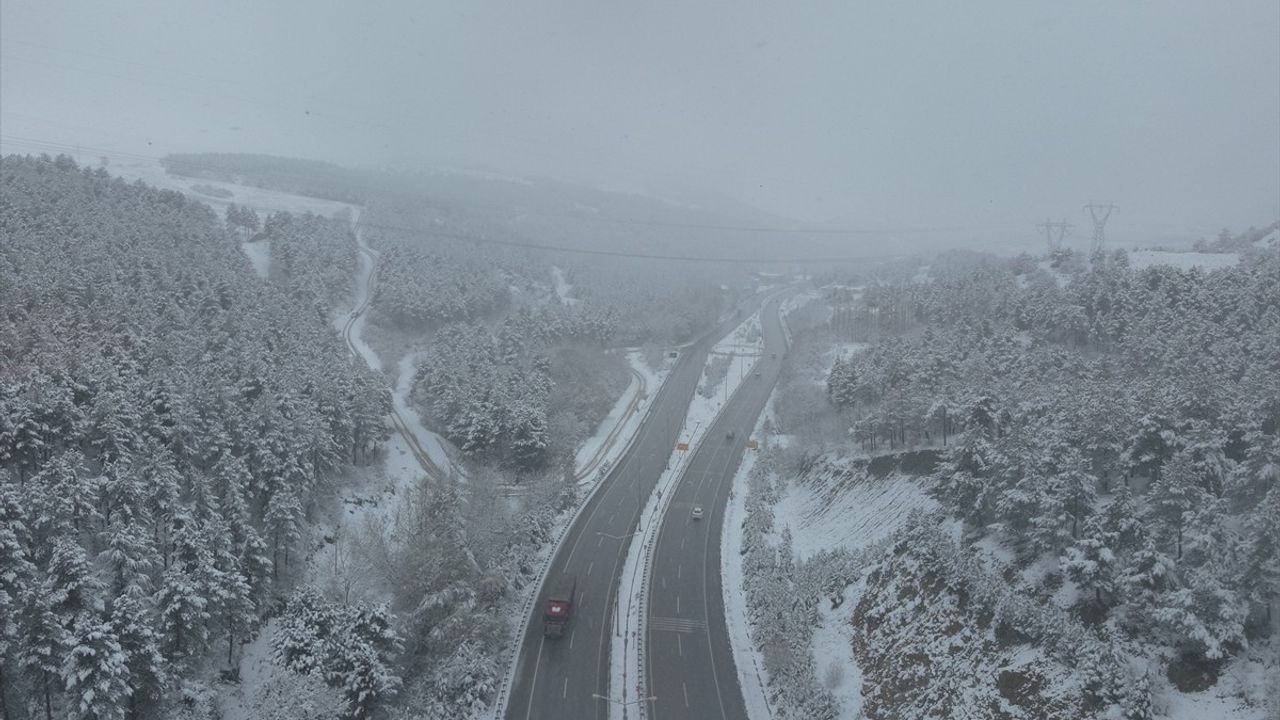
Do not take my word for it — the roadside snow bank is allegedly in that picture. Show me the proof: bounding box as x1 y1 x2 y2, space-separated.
722 410 774 720
575 352 672 482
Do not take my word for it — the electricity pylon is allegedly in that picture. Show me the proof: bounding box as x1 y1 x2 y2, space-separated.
1038 218 1073 254
1084 203 1118 254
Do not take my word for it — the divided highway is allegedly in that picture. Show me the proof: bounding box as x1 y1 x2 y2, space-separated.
504 300 768 720
644 296 787 720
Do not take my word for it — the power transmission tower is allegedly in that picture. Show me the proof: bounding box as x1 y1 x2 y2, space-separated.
1038 218 1073 254
1084 203 1118 254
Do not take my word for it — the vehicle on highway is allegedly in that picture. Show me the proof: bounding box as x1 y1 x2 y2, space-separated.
543 573 578 638
771 352 778 359
725 430 735 441
754 371 762 377
691 505 704 520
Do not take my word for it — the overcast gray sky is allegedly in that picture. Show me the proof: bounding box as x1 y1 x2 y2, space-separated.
3 0 1277 243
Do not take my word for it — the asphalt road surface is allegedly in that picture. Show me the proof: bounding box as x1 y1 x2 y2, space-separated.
504 297 770 720
644 296 787 720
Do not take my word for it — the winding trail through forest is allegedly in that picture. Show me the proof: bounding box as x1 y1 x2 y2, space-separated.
340 209 451 483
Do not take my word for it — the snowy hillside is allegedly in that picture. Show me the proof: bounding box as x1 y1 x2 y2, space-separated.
1128 249 1240 272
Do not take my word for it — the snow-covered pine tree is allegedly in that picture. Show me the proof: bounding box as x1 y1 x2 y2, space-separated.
1239 487 1280 626
109 594 166 718
1146 450 1205 560
155 520 217 660
931 427 1000 528
61 614 129 720
0 487 36 715
18 586 67 720
1063 513 1119 608
96 519 157 601
265 488 303 576
1115 540 1179 634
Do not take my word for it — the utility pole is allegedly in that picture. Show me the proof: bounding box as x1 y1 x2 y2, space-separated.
1084 203 1118 254
1038 218 1073 254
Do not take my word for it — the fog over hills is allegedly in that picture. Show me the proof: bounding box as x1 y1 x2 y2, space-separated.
1 2 1277 720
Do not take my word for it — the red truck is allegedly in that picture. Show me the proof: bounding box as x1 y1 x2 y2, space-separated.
543 574 578 638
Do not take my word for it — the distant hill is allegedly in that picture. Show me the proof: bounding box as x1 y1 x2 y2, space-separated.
161 151 891 265
161 152 368 203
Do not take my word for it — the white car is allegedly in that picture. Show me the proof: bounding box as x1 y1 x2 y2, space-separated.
691 506 704 520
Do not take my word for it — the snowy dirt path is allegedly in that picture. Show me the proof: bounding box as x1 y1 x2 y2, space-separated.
335 212 455 484
305 210 467 605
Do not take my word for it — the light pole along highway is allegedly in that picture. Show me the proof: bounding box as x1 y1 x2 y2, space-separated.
644 296 788 720
503 297 769 720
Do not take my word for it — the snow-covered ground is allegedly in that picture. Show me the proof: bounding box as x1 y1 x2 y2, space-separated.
240 240 271 279
1128 249 1240 271
1160 678 1273 720
823 342 868 366
780 288 821 316
1254 228 1279 249
611 310 765 718
724 445 937 720
216 617 289 720
814 578 866 718
773 466 934 561
1036 259 1073 288
551 265 581 306
779 469 934 720
390 352 456 477
109 156 356 218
